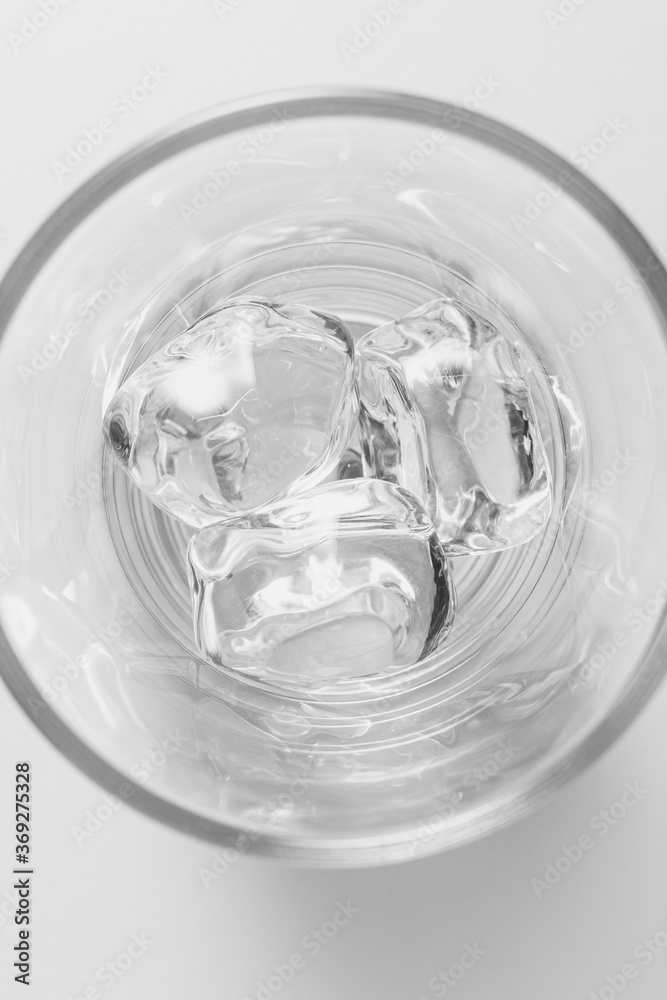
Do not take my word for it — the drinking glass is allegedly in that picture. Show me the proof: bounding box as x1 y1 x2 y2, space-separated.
1 89 666 865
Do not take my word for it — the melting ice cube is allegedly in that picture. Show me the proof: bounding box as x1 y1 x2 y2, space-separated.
356 298 551 552
187 478 455 686
103 299 358 526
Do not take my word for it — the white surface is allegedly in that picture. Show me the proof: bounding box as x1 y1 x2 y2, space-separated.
2 1 667 998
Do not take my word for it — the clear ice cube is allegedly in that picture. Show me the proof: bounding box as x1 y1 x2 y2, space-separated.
103 299 358 527
356 298 551 552
187 478 454 686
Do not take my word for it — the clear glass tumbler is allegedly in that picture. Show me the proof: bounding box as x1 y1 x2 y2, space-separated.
1 89 667 865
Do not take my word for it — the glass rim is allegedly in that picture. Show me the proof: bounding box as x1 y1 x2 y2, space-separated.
2 86 667 863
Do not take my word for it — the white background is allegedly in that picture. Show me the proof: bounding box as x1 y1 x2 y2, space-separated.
2 1 667 998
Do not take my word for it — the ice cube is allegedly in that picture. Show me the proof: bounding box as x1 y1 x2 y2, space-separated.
103 299 358 526
356 298 551 552
187 478 454 686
